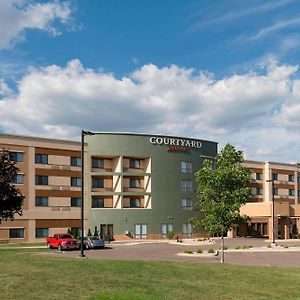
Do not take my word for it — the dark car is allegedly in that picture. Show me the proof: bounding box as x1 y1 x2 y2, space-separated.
78 237 105 250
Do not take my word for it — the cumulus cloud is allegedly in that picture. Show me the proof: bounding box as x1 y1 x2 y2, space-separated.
0 0 72 49
0 59 300 162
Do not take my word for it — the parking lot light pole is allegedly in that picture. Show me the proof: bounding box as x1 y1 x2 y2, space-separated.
80 130 95 258
266 179 276 246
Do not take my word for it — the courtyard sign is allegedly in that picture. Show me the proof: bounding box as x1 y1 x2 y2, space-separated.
149 137 202 149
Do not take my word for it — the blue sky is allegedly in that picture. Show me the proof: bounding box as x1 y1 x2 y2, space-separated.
1 0 300 162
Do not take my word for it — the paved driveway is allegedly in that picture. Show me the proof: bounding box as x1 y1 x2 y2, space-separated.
48 237 300 267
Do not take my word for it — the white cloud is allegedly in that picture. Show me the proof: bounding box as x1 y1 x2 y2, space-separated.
0 0 72 49
250 16 300 40
0 59 300 162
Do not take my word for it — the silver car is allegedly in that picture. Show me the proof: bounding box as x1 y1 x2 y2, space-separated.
79 237 105 250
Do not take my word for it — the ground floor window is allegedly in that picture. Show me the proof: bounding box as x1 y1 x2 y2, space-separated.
161 224 173 238
9 228 24 239
182 223 192 238
36 228 49 238
135 224 147 239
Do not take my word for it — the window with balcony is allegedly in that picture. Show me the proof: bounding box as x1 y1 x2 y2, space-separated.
35 197 48 207
181 161 192 173
130 178 140 188
11 174 24 184
181 180 193 192
289 189 295 197
92 158 104 168
289 175 294 182
36 228 49 238
256 173 262 180
255 188 262 195
92 178 104 188
9 228 24 239
129 159 140 169
35 176 48 185
181 198 192 209
71 198 81 207
35 154 48 164
71 157 81 167
71 177 81 187
9 152 24 162
130 198 141 208
92 198 104 208
272 173 278 181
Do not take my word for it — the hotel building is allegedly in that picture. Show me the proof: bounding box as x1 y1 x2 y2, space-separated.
237 160 300 240
0 132 217 242
0 134 82 243
2 132 300 243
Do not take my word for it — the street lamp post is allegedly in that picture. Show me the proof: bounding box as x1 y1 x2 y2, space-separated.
80 130 95 258
266 179 276 246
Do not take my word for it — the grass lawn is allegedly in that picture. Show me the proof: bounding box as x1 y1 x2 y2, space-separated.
1 248 300 300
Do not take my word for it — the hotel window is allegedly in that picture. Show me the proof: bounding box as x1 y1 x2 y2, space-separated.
71 177 81 187
255 188 262 195
272 173 278 181
181 180 193 192
71 198 81 207
12 174 24 184
130 159 140 169
9 228 24 239
130 198 141 208
273 188 278 195
182 223 192 238
35 197 48 207
298 177 300 183
92 198 104 208
71 157 81 167
36 228 49 238
35 154 48 164
181 161 192 173
256 173 262 180
9 152 24 162
298 190 300 197
181 198 192 209
92 158 104 168
289 189 295 197
289 175 294 182
130 178 140 188
134 224 147 239
36 176 48 185
92 178 104 188
161 224 173 238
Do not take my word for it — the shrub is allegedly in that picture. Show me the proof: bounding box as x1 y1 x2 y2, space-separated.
284 245 289 249
184 250 193 254
267 245 271 248
235 245 241 250
196 248 203 253
87 228 92 237
167 231 176 240
208 248 215 253
243 245 252 250
220 245 228 250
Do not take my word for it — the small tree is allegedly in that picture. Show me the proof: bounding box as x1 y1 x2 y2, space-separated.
193 144 251 263
87 228 92 237
0 149 24 222
94 226 99 237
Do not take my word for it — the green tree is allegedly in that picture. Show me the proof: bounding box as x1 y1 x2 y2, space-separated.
193 144 251 263
0 149 24 222
88 228 92 237
94 226 99 237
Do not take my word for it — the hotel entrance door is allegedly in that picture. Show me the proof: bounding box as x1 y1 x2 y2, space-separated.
100 224 113 241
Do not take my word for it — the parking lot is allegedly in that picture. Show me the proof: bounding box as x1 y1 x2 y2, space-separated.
48 237 300 267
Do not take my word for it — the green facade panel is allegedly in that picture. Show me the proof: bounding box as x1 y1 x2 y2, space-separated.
85 133 217 239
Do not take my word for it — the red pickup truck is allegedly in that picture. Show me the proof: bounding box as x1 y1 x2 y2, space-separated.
46 233 79 251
